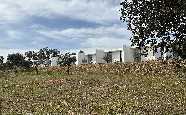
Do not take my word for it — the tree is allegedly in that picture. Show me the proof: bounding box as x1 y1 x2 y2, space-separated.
79 50 84 53
25 51 39 74
120 0 186 59
37 47 60 64
25 47 60 65
58 53 77 75
50 49 60 57
25 51 34 60
7 53 32 70
25 48 60 74
0 56 4 64
0 56 4 71
87 54 93 64
37 48 48 63
82 58 88 63
103 52 112 63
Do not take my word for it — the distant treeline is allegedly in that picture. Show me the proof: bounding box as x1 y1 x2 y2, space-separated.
0 47 76 74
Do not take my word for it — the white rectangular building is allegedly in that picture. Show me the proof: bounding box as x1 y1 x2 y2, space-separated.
77 45 175 65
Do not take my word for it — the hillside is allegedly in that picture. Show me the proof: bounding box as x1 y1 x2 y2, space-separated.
0 61 186 114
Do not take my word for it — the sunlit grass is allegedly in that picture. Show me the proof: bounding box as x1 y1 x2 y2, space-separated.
0 71 186 114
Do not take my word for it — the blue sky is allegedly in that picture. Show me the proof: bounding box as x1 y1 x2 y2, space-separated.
0 0 131 57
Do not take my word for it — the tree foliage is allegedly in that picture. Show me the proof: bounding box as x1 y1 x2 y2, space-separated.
58 53 77 75
103 52 112 63
58 53 76 66
87 54 93 64
25 47 60 66
7 53 32 69
0 56 4 64
120 0 186 59
1 47 76 74
24 48 60 74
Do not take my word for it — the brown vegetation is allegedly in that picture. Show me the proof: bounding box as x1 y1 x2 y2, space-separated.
1 60 186 114
47 60 186 78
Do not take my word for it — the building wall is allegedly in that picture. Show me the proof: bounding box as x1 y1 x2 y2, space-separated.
78 51 99 65
96 49 106 64
112 51 122 63
123 48 135 63
141 47 156 61
77 47 163 65
50 57 59 66
78 52 88 65
92 54 96 64
148 48 155 60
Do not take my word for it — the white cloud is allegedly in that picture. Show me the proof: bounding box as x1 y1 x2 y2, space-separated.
37 24 131 48
38 24 130 39
0 0 131 57
0 0 121 24
0 2 24 24
6 30 23 40
81 37 130 48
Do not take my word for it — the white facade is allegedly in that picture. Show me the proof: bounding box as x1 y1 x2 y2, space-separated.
78 50 106 64
141 47 156 61
78 51 88 65
111 50 122 63
123 48 136 63
77 47 137 65
50 57 59 66
92 54 96 64
77 46 167 65
96 50 106 64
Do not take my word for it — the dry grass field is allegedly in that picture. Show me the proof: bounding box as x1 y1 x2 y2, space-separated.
0 61 186 114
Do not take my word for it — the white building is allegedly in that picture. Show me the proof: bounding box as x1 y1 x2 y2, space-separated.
123 47 139 63
50 57 59 66
49 46 178 66
78 49 106 64
77 45 178 65
77 46 143 65
140 47 156 61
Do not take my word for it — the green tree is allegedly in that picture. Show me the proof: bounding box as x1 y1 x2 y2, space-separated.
7 53 32 70
58 53 77 75
25 51 39 74
120 0 186 59
25 48 60 74
25 51 34 60
87 54 93 64
103 52 112 63
25 47 60 65
37 47 60 64
0 56 4 64
37 48 47 63
50 48 60 57
82 58 88 63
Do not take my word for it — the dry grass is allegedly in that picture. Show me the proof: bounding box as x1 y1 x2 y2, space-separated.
48 60 186 78
1 61 186 114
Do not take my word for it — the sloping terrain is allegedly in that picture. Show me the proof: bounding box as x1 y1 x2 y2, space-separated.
0 69 186 114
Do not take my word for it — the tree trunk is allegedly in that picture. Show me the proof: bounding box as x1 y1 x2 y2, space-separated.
160 47 165 61
35 65 39 75
67 65 70 75
120 51 122 62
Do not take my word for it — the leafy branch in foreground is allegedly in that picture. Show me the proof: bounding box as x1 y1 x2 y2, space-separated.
120 0 186 59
